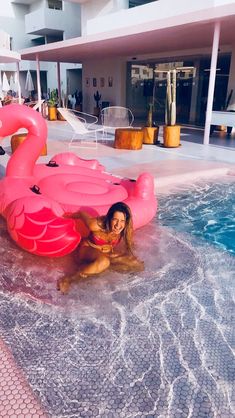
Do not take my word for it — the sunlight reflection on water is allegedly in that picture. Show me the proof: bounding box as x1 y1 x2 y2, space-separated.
0 201 234 417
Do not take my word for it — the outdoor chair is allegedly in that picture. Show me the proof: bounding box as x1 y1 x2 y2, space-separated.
57 107 104 149
100 106 134 138
24 99 45 111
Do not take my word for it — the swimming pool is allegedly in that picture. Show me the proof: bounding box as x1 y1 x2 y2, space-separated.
0 179 234 417
158 179 235 254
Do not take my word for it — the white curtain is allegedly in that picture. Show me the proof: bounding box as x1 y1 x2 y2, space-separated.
25 70 34 92
2 72 10 92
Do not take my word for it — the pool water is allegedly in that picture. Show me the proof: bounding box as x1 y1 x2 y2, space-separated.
0 180 234 417
158 179 235 254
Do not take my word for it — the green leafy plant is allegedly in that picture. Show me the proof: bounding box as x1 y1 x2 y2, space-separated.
48 89 58 107
165 69 176 126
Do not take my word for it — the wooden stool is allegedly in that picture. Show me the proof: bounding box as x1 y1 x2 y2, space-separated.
142 126 159 144
114 128 143 150
11 133 47 156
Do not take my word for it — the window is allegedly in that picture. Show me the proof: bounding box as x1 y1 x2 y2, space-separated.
31 37 46 47
46 33 64 43
129 1 156 8
48 0 62 10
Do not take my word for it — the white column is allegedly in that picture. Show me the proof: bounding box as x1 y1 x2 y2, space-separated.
36 54 42 112
16 61 22 104
56 62 61 106
203 22 221 145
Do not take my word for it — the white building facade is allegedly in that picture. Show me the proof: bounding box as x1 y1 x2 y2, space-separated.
0 0 82 99
71 0 235 126
2 0 235 133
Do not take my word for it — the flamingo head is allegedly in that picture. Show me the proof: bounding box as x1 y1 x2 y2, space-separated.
0 105 23 137
0 104 47 139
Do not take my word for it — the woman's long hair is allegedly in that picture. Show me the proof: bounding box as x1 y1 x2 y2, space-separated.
102 202 134 253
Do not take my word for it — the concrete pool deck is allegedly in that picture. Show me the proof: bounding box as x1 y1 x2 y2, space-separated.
0 121 234 417
1 121 234 190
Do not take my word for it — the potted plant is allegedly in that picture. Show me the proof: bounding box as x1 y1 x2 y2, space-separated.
142 82 159 145
163 69 181 147
94 90 101 116
47 89 58 121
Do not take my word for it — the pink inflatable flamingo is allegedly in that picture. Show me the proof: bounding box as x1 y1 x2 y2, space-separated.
0 104 157 257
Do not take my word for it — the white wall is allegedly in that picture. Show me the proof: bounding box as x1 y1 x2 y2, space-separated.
29 0 46 13
0 31 10 49
0 2 32 50
81 0 128 35
63 1 81 39
82 57 126 113
85 0 235 35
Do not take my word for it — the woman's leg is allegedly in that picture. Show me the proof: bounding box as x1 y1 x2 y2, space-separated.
79 252 110 276
110 254 144 273
58 247 110 293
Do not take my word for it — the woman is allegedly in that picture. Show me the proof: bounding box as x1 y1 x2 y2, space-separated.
58 202 144 293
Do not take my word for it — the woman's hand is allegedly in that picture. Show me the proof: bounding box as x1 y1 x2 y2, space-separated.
109 252 122 259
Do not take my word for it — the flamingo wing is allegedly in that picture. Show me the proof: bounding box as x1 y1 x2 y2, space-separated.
5 196 81 257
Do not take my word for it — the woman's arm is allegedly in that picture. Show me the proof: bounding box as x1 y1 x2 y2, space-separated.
63 211 101 231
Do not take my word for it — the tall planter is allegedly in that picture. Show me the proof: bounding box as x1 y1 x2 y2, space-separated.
48 105 57 121
142 126 159 144
163 125 181 147
163 69 181 147
47 89 58 121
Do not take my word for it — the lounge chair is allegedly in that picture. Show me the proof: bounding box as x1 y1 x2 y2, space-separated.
57 107 104 148
24 99 45 111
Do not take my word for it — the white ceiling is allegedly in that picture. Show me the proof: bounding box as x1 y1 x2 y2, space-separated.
20 14 235 65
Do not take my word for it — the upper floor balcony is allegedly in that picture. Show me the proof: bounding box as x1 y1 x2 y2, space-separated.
25 7 65 36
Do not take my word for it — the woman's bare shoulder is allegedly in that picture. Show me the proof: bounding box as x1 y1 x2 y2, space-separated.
89 216 104 232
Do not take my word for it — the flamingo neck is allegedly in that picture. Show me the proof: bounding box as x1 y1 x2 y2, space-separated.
4 106 47 178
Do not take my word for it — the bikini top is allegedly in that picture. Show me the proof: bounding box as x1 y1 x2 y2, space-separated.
89 232 120 247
